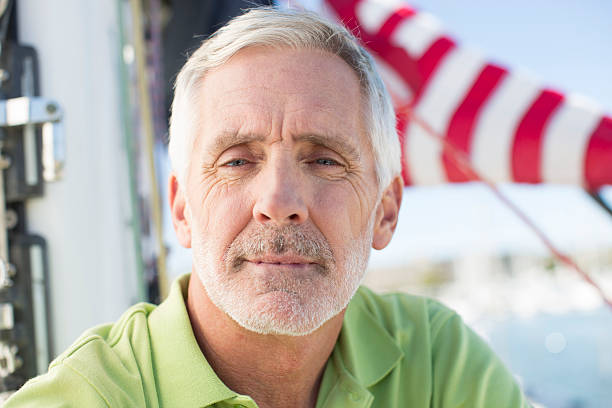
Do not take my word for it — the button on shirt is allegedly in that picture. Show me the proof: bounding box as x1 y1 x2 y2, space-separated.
5 274 531 407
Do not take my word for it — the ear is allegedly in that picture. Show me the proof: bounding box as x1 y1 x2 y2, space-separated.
372 176 403 250
169 172 192 249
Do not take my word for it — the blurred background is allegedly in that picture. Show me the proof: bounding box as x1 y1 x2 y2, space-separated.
0 0 610 406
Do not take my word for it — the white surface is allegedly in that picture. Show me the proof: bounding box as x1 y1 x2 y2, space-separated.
541 95 602 185
470 74 541 182
18 1 139 354
355 0 400 33
392 12 444 58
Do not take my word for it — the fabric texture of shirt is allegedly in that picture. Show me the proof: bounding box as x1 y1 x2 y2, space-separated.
5 274 531 407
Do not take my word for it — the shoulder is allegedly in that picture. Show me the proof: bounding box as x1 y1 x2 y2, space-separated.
4 303 157 407
350 286 531 407
51 302 156 374
351 285 456 334
54 301 156 363
351 285 499 367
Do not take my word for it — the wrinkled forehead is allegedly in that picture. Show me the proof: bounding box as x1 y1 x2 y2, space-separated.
202 46 362 102
195 46 370 150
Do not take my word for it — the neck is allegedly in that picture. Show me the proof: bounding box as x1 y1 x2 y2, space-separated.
186 272 344 408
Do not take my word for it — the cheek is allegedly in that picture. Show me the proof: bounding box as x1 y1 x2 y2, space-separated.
192 184 253 253
313 183 370 241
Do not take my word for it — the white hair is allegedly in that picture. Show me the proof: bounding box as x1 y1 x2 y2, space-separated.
169 7 401 189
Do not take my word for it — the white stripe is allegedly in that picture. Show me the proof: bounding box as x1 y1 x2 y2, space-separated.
541 94 602 185
471 74 541 182
372 55 413 103
355 0 403 33
408 48 485 185
391 12 444 58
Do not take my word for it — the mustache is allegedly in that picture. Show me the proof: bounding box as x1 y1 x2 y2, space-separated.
225 224 334 272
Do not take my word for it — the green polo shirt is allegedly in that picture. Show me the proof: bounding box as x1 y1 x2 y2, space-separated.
5 274 531 407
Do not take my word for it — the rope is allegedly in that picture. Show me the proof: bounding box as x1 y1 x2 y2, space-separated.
398 104 612 311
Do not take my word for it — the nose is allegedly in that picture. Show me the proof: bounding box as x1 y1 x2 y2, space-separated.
252 157 309 225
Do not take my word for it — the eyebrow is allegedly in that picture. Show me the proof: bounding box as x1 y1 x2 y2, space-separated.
210 131 266 155
210 130 362 161
293 133 361 162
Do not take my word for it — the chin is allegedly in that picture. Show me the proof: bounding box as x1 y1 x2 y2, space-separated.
226 290 335 336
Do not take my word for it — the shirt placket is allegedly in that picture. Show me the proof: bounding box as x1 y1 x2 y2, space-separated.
319 373 373 408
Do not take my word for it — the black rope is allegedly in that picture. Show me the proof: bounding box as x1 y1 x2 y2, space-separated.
589 190 612 218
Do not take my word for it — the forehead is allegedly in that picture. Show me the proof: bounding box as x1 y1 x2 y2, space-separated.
196 46 367 151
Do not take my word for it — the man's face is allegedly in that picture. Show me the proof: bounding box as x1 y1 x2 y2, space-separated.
175 47 392 335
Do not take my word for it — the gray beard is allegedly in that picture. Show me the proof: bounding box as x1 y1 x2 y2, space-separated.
191 217 373 336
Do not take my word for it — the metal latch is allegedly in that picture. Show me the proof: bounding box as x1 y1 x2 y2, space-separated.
0 303 13 330
0 258 13 290
0 342 22 378
0 96 65 181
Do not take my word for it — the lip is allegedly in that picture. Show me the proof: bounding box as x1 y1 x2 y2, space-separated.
246 254 317 265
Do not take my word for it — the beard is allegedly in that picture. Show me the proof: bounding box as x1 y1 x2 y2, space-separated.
191 218 373 336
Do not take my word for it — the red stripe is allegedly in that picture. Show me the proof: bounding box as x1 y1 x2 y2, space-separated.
442 64 508 182
327 0 423 94
415 36 456 101
326 0 418 184
377 6 416 38
373 7 420 91
511 90 564 183
396 113 412 185
326 0 448 184
584 116 612 191
326 0 454 98
367 38 422 93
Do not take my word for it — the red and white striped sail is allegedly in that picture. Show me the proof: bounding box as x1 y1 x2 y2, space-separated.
281 0 612 190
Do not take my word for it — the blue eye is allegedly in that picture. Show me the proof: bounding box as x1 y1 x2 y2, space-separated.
225 159 249 167
315 158 339 166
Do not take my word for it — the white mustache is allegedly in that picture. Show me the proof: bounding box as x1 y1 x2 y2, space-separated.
224 224 335 273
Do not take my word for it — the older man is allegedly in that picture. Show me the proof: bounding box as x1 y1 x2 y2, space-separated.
6 7 530 408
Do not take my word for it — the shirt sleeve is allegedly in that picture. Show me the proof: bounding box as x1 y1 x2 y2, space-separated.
3 362 109 408
428 301 532 408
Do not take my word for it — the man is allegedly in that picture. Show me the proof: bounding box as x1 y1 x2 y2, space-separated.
6 7 531 408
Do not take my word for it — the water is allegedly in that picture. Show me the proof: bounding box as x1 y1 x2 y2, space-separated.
483 307 612 408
